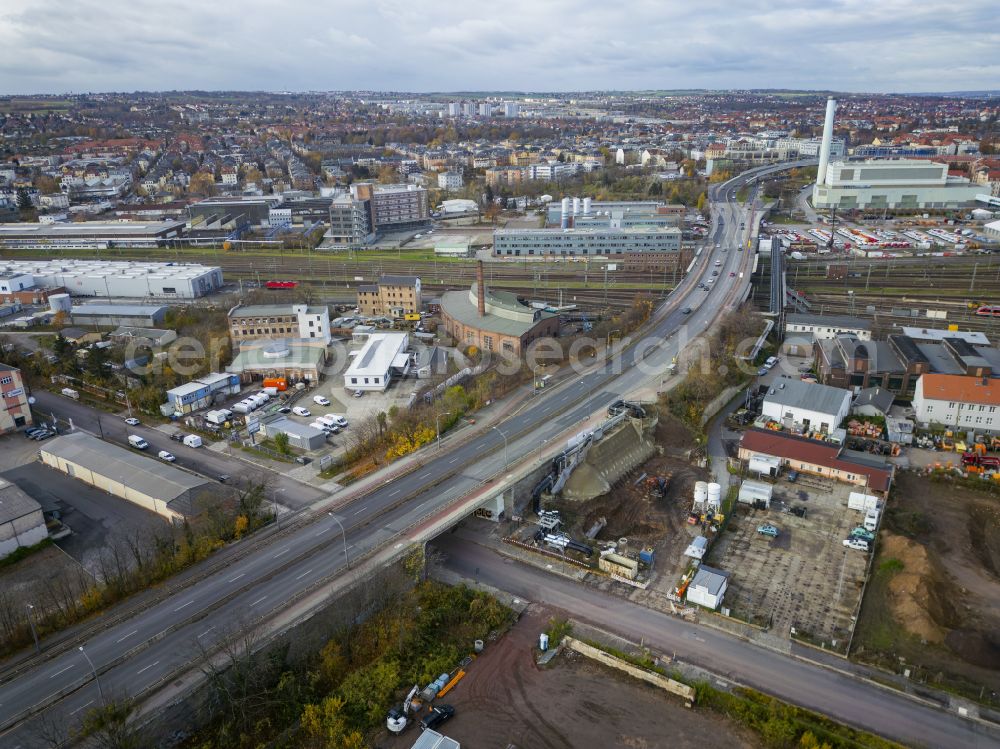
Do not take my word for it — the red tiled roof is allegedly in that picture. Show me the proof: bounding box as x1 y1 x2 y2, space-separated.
740 428 892 492
918 373 1000 406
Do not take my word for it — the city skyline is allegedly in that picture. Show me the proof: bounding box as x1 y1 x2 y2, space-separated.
1 0 997 95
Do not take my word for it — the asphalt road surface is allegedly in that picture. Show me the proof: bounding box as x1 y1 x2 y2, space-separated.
433 535 1000 749
0 162 811 747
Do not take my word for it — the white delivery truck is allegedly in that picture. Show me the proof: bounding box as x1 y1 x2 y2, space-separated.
127 434 149 450
183 434 203 448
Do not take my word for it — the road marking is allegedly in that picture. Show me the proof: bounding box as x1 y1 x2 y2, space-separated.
315 526 331 536
69 700 94 716
250 596 267 608
353 506 368 515
418 471 431 480
115 629 138 643
229 573 245 583
50 664 75 679
273 547 289 558
173 600 194 612
197 626 215 639
448 457 459 464
389 489 401 497
295 568 313 580
136 660 160 676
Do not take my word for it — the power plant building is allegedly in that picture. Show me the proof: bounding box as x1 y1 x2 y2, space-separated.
812 98 981 211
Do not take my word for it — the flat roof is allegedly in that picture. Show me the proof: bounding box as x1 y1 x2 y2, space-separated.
72 304 167 316
900 327 990 345
40 432 216 510
228 341 326 372
230 305 326 318
0 477 43 525
0 221 185 237
786 313 872 330
344 333 408 378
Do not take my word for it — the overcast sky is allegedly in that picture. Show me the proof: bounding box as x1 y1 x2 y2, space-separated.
0 0 997 95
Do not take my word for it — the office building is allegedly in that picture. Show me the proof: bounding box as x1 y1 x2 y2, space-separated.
504 102 520 118
913 374 1000 432
324 182 429 248
228 304 331 344
356 275 422 317
440 262 559 357
493 227 681 257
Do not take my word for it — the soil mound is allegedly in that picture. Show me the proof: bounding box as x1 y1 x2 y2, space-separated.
882 533 951 644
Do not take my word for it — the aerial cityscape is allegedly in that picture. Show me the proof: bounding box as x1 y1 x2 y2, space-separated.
0 2 999 748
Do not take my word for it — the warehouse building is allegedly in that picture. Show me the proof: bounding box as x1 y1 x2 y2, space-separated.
40 432 232 521
493 227 681 257
260 415 327 451
761 379 851 435
440 262 558 357
0 477 47 560
227 339 327 383
0 259 224 299
71 304 168 328
0 220 186 250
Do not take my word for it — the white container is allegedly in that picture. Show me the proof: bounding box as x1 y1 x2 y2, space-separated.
707 482 722 508
694 481 708 505
539 633 549 652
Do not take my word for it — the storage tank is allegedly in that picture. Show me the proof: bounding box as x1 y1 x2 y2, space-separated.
693 481 708 506
560 197 570 229
707 482 722 508
49 293 71 314
583 197 592 216
572 197 581 216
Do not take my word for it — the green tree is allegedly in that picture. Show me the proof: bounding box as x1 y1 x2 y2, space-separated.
274 431 290 455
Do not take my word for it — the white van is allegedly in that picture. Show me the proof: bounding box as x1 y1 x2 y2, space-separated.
313 395 331 406
764 356 779 369
330 415 348 428
183 434 203 448
863 508 880 532
127 434 149 450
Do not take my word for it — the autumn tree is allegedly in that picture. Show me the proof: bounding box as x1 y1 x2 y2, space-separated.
189 172 216 197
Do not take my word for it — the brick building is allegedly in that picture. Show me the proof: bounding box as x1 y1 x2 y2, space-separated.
356 275 422 317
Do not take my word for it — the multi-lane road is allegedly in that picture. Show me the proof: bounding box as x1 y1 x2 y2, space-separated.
6 160 954 749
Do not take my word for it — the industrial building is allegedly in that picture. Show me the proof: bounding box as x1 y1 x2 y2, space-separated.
70 304 168 328
812 99 981 211
356 275 422 317
0 220 186 250
40 432 232 521
0 364 32 434
0 259 224 299
784 313 872 342
544 199 683 228
163 372 242 416
686 565 730 610
108 326 178 348
228 304 331 345
0 478 47 560
493 227 681 257
260 415 327 451
761 380 852 435
343 332 410 392
227 339 327 383
188 195 284 227
440 262 559 357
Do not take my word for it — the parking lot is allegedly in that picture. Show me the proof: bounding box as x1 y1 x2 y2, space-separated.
707 475 870 648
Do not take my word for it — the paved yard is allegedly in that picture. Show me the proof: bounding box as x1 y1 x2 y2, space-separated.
707 475 870 649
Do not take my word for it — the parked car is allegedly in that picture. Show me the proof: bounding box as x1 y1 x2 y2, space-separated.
295 456 312 465
843 538 870 552
786 470 799 483
757 367 768 376
849 527 875 542
278 406 292 414
353 390 364 398
24 427 44 438
30 429 54 440
124 417 140 426
170 433 185 443
158 450 176 462
313 395 330 406
420 705 455 732
757 524 780 538
292 406 311 417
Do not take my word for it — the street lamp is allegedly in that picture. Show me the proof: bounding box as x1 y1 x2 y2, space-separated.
327 512 350 568
26 604 39 654
78 645 105 704
492 426 509 470
435 411 451 449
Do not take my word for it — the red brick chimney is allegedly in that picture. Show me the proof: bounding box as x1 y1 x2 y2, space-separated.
476 260 486 318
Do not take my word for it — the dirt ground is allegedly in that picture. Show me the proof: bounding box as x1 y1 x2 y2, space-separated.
377 606 760 749
854 470 1000 702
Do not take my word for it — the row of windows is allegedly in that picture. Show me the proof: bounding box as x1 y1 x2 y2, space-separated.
0 376 13 385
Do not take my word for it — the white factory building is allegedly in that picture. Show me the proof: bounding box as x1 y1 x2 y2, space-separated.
343 332 410 392
0 259 224 299
761 379 852 435
811 98 981 211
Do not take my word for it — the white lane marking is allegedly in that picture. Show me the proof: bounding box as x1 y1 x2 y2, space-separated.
173 600 194 612
69 700 94 716
418 472 431 480
50 664 75 679
197 626 215 639
229 573 245 583
448 457 459 464
136 660 160 675
315 526 331 536
295 568 314 580
389 489 401 497
273 547 289 558
352 506 368 515
115 629 138 643
250 596 267 608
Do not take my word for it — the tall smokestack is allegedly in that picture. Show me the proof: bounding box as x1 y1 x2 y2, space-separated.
476 260 486 318
816 97 837 186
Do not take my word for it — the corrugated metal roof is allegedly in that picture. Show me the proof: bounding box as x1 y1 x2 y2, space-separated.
0 477 42 525
763 379 850 418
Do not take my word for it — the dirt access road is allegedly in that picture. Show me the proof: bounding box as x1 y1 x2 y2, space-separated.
378 605 758 749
